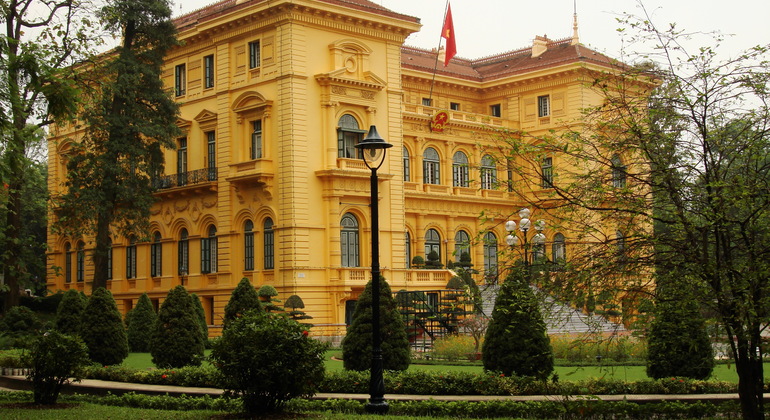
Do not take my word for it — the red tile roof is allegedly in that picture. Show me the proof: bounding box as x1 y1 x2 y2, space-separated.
173 0 419 31
402 37 621 82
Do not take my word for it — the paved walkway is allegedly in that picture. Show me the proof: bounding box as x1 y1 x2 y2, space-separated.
0 375 756 403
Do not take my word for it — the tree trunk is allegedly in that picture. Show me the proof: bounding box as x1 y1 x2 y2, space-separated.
91 210 112 292
735 341 765 419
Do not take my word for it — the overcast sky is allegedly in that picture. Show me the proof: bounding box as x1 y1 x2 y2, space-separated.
174 0 770 61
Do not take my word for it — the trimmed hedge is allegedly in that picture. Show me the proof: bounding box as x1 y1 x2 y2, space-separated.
0 390 740 418
81 364 744 396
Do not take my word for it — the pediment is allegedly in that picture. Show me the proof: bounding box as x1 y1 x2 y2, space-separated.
232 91 273 113
194 109 218 123
315 69 386 91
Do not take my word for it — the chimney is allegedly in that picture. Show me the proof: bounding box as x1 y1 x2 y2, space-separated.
532 35 548 58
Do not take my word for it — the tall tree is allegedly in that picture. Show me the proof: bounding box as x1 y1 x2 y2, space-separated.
492 9 770 418
0 0 95 311
54 0 180 291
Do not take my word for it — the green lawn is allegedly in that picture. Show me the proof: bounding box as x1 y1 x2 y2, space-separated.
122 351 762 384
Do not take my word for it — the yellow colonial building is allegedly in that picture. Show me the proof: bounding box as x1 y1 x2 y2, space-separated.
47 0 621 337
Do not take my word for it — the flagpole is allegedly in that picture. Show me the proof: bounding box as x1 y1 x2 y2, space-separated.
427 0 450 112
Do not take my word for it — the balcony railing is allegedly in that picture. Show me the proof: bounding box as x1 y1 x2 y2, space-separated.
153 168 217 190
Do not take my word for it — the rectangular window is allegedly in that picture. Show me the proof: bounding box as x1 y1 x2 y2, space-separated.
264 228 274 269
76 247 85 282
450 102 460 111
249 40 261 69
201 237 211 274
107 246 112 280
65 248 72 283
177 137 187 186
251 120 262 159
204 55 214 89
490 104 501 117
422 98 432 107
206 131 216 181
541 157 553 188
178 239 189 275
244 231 254 271
174 64 186 97
537 95 550 117
151 243 162 278
126 244 136 279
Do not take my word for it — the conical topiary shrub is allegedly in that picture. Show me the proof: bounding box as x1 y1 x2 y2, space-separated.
223 277 261 327
151 285 205 368
55 289 87 335
482 264 553 379
126 293 157 352
342 277 410 371
191 293 209 341
80 287 129 366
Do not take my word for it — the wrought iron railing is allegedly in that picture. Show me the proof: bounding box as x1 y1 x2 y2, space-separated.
153 168 217 190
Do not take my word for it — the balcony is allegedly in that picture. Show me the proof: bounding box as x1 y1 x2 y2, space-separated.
153 168 218 196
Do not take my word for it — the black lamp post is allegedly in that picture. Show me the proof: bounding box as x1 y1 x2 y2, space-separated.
355 125 392 414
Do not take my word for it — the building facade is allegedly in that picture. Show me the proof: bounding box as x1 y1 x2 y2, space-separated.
47 0 620 337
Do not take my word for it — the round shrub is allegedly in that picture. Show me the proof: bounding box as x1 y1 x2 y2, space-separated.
0 305 43 347
55 289 87 335
223 277 261 327
151 285 205 368
80 287 128 366
126 293 157 352
210 310 328 413
342 277 410 371
27 330 90 404
482 264 554 379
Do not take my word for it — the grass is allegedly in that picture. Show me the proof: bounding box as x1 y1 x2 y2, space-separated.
0 403 222 420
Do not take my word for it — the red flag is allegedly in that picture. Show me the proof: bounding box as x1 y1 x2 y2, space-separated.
441 3 456 67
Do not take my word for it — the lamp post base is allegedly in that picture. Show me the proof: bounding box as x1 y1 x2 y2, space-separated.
365 399 389 414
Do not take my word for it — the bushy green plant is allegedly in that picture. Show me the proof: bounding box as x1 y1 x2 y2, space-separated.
55 289 87 335
0 305 43 347
446 276 466 290
151 286 205 368
431 334 475 361
26 330 90 404
482 264 553 379
190 293 208 340
425 250 443 268
342 277 410 371
80 287 128 365
647 284 714 380
223 277 261 327
411 255 425 268
126 293 157 352
210 310 328 413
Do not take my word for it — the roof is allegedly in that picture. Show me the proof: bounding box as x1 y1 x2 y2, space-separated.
401 37 621 82
173 0 420 31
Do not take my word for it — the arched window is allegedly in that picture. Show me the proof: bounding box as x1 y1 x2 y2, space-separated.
403 146 411 182
452 151 469 187
178 229 189 275
423 147 440 185
405 231 412 268
612 154 627 188
341 213 360 267
337 114 365 159
126 236 137 279
244 220 254 271
264 218 274 269
201 225 218 274
483 232 498 279
480 155 497 190
552 233 566 263
65 243 72 283
76 242 85 282
151 231 162 278
424 229 441 262
454 230 470 262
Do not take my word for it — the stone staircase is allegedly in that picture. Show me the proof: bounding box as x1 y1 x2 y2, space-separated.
479 285 626 335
